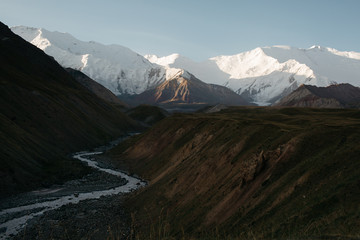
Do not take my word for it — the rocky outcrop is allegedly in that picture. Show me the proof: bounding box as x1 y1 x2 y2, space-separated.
123 72 252 106
274 83 360 108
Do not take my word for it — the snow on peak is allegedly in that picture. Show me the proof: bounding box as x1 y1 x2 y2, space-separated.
145 55 193 82
164 68 192 82
325 47 360 60
306 45 360 60
144 53 181 66
147 45 360 105
309 45 323 49
10 25 360 105
270 45 293 50
11 26 167 95
11 26 40 41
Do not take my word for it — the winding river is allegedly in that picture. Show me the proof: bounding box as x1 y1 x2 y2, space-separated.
0 149 146 239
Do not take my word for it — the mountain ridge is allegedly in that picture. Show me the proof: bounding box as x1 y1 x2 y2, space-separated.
124 71 251 106
146 45 360 105
11 26 168 95
12 26 253 107
12 26 360 106
0 22 136 196
65 68 127 107
274 83 360 108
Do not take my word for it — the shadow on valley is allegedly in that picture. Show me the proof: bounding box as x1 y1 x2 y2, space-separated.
109 107 360 239
0 22 138 197
2 20 360 240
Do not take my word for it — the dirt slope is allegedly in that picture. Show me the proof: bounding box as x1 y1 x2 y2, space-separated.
109 107 360 239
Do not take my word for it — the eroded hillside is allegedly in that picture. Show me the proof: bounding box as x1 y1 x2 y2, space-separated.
109 107 360 239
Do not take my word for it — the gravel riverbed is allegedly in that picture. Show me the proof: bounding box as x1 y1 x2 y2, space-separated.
13 195 131 240
0 136 145 240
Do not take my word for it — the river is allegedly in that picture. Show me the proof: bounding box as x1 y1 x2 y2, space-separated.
0 139 146 239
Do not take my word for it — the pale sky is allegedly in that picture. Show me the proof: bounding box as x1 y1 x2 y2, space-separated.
1 0 360 61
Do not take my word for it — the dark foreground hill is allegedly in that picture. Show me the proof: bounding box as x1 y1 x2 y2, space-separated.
65 68 127 108
0 22 136 197
109 107 360 239
274 84 360 108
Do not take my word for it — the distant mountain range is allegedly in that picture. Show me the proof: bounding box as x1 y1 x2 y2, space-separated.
122 70 250 107
146 46 360 105
11 26 360 106
274 83 360 108
11 26 167 95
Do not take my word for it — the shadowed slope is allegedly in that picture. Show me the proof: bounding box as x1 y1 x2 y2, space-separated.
65 68 127 107
126 104 169 127
0 22 136 197
109 107 360 239
275 84 360 108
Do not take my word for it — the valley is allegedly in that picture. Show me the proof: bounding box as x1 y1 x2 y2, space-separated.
1 18 360 240
2 107 359 239
0 138 146 240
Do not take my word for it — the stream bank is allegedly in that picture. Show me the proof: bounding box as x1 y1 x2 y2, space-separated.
0 136 145 240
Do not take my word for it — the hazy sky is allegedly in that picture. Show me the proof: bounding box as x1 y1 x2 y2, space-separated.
1 0 360 61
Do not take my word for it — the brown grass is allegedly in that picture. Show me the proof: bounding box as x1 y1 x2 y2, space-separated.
109 107 360 239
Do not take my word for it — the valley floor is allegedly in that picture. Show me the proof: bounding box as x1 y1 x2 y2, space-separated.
0 140 145 240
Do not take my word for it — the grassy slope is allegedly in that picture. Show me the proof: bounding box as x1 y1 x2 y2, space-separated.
109 107 360 239
0 22 137 197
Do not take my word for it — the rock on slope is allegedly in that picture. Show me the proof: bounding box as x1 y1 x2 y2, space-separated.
274 83 360 108
0 22 136 197
146 45 360 105
126 70 251 106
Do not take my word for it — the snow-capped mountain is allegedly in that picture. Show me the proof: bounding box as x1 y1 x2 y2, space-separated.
11 26 174 95
123 71 251 106
146 46 360 105
12 26 360 106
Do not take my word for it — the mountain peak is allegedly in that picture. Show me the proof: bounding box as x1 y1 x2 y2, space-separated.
266 45 293 50
12 25 360 106
0 21 136 196
144 53 182 66
123 71 251 106
309 45 324 49
146 45 360 105
11 25 168 95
